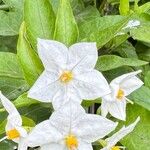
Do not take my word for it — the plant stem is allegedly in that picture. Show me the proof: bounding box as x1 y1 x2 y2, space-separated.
99 0 107 14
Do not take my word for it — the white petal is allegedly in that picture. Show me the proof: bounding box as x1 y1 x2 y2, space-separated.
101 99 109 117
37 39 68 70
16 126 28 138
50 101 85 135
0 92 22 126
107 100 127 121
78 140 93 150
72 114 118 143
40 144 66 150
27 120 63 147
120 76 143 96
28 71 62 102
68 42 98 73
52 85 81 110
110 70 142 97
102 94 114 102
73 70 110 99
52 87 66 110
18 138 28 150
106 117 140 147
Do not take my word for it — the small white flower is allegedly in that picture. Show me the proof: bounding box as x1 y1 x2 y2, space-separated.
0 91 28 150
101 70 143 121
28 39 110 110
101 117 140 150
27 101 118 150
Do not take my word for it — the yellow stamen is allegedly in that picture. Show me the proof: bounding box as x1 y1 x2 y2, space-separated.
60 71 73 83
116 89 124 100
6 128 20 140
65 134 78 149
111 146 121 150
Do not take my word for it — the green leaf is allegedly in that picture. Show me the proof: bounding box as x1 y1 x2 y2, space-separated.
96 55 148 71
0 140 16 150
113 41 138 58
0 36 17 53
54 0 79 46
79 15 130 48
138 2 150 13
0 11 22 36
24 0 55 50
136 42 150 61
0 52 29 99
0 119 6 134
22 116 36 127
120 104 150 150
19 103 53 124
14 93 40 109
108 34 129 49
103 66 133 82
144 71 150 88
0 0 23 36
130 24 150 43
17 22 43 86
130 86 150 111
2 0 23 10
49 0 85 15
76 6 100 25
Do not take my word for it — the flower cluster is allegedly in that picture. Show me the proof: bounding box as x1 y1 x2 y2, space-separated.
0 39 143 150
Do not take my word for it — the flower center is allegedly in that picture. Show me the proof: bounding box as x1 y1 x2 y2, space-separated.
116 89 124 100
65 134 78 149
60 71 73 83
111 146 121 150
6 128 20 140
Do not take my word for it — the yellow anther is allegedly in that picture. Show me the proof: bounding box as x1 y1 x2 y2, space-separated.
60 71 73 83
6 128 20 140
116 89 124 100
65 134 78 149
111 146 121 150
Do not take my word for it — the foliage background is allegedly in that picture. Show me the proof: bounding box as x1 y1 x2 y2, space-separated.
0 0 150 149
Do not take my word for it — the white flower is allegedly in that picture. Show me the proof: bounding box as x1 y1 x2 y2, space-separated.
0 91 28 150
27 101 118 150
28 39 110 110
101 70 143 121
101 117 140 150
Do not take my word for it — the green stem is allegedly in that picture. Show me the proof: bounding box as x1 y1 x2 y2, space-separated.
134 0 139 11
119 0 130 15
99 0 107 14
94 0 96 7
0 5 10 11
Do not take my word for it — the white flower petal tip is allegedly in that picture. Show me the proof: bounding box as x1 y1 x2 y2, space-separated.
134 116 140 125
136 70 142 74
102 117 140 149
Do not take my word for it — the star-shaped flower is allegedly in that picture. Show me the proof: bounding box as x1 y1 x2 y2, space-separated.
28 39 110 110
101 70 143 120
101 117 140 150
27 101 118 150
0 91 28 150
